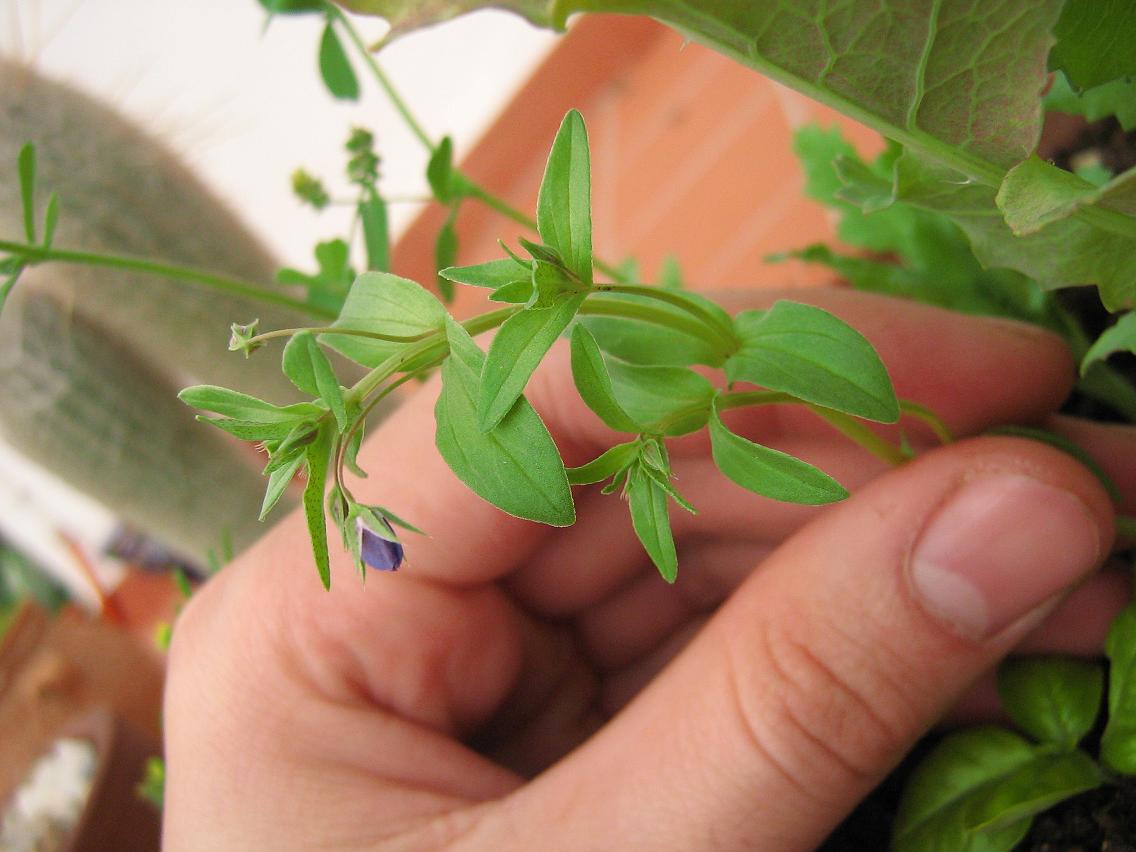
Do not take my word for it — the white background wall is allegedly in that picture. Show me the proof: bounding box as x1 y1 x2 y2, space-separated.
0 0 556 603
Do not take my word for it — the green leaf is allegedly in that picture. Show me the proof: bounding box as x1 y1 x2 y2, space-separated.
478 294 586 431
569 324 642 432
259 0 325 13
440 257 531 290
489 281 532 304
606 358 714 436
435 316 574 526
536 109 592 285
627 466 677 582
281 331 347 430
1102 603 1136 773
426 136 472 203
434 210 459 303
321 271 445 367
566 441 640 485
891 150 1136 311
42 193 59 250
1046 71 1136 132
726 301 898 423
581 293 727 367
302 425 335 589
1082 311 1136 375
997 657 1103 749
18 143 35 243
708 403 847 505
0 269 21 313
178 385 322 422
318 22 359 101
260 451 306 521
360 190 390 272
658 254 684 289
997 156 1136 237
195 416 303 441
1051 0 1136 90
894 727 1098 852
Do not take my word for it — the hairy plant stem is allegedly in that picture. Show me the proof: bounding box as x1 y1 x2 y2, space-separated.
0 238 328 318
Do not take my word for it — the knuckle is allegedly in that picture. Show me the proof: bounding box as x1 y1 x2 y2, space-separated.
725 617 919 796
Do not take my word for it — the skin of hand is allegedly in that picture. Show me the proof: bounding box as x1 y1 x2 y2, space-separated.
163 290 1132 850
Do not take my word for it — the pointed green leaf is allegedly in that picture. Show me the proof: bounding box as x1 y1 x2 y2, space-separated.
627 466 677 582
478 294 585 431
179 385 322 422
302 425 334 589
659 254 684 290
320 271 446 367
282 331 347 430
436 316 574 526
894 728 1061 852
195 416 303 441
581 291 731 367
337 0 563 43
536 109 592 284
42 193 59 250
726 301 898 423
997 657 1103 749
434 210 459 303
18 143 36 243
426 136 465 202
566 441 640 485
1083 312 1136 375
0 269 21 313
260 451 306 521
360 191 390 271
709 404 847 505
318 22 359 101
440 257 531 290
606 358 714 436
489 280 532 303
569 324 641 433
1102 603 1136 773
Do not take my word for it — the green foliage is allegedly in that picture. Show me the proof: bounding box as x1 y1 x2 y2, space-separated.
709 403 847 505
536 109 592 286
1050 0 1136 90
359 190 390 272
282 331 347 429
136 756 166 810
606 359 714 436
277 239 356 315
1045 71 1136 132
893 728 1102 852
1083 310 1136 376
18 142 35 243
302 423 335 589
318 21 360 100
569 324 641 433
1103 603 1136 773
291 168 331 210
626 465 678 582
997 657 1104 750
726 301 899 423
436 316 575 526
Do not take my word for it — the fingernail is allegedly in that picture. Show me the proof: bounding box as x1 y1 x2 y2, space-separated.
910 475 1102 640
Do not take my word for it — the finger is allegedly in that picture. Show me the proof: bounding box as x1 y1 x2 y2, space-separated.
484 437 1114 850
1048 416 1136 517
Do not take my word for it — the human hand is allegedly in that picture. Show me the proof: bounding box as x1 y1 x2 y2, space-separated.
163 290 1130 850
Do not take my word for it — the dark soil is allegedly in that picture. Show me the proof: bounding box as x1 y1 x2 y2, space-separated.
1019 777 1136 851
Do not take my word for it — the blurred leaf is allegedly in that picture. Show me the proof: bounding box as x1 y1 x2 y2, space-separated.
360 191 390 271
18 143 35 243
997 657 1104 749
434 210 459 302
566 440 640 485
1051 0 1136 89
319 22 360 101
1102 603 1136 772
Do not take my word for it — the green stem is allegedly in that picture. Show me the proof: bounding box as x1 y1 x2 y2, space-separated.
716 391 796 411
900 400 953 444
599 283 738 347
328 7 434 150
0 238 329 319
248 326 434 347
579 293 720 342
807 405 909 467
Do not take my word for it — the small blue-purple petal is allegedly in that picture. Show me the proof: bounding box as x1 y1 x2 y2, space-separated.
357 516 403 571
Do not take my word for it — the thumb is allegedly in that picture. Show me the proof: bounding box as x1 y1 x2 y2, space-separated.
497 437 1115 850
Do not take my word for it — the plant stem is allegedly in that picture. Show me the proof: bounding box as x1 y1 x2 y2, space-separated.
900 400 954 444
247 326 434 347
0 238 328 319
579 293 720 342
327 6 434 150
716 391 796 411
807 405 909 466
598 283 738 348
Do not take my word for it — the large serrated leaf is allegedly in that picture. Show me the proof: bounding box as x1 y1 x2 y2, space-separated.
436 316 574 526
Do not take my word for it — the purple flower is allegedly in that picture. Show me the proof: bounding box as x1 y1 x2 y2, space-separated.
356 513 403 571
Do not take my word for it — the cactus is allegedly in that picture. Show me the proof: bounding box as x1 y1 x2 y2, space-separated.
0 61 314 564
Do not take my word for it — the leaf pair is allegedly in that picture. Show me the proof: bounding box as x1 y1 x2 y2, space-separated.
4 144 61 311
